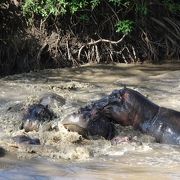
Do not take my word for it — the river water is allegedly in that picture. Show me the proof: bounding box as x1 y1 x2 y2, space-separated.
0 63 180 179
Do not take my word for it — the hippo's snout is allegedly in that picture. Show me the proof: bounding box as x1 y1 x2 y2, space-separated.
21 119 40 132
62 113 116 140
62 113 89 136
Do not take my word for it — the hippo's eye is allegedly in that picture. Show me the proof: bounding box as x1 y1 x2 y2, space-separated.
37 111 42 115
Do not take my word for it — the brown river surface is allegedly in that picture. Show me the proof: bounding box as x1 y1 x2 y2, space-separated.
0 63 180 179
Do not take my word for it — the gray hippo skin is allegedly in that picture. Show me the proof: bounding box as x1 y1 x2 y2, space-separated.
101 88 180 145
21 104 54 132
62 88 180 145
21 93 65 132
12 135 40 145
62 95 116 139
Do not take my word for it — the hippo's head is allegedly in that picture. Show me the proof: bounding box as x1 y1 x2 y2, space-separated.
61 88 144 139
61 88 142 136
21 104 54 132
21 93 65 132
62 111 115 140
101 88 159 127
61 92 121 139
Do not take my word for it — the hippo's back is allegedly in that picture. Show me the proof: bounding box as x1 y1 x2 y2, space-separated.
153 107 180 145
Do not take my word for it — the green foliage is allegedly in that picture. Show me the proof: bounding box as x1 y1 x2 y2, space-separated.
90 0 101 9
135 2 148 16
115 20 134 34
22 0 68 18
22 0 133 19
79 14 90 23
163 0 180 13
22 0 137 33
108 0 130 6
69 0 88 14
21 0 179 33
22 0 101 19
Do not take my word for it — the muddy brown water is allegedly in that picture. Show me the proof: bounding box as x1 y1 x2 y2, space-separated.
0 63 180 179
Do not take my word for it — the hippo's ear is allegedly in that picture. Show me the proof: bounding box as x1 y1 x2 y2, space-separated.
119 88 126 96
119 88 129 101
123 84 127 89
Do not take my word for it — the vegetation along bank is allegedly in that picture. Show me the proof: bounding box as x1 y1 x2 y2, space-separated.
0 0 180 76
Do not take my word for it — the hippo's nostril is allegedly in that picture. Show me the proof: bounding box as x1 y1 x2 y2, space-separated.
22 119 40 132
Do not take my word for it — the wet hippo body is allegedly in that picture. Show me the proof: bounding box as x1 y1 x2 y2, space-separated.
87 116 115 140
39 93 66 108
62 95 117 139
139 107 180 144
63 112 115 140
21 93 65 132
21 104 54 132
12 135 40 145
62 88 180 145
102 88 180 145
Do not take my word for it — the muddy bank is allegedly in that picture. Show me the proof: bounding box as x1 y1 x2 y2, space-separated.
1 1 180 77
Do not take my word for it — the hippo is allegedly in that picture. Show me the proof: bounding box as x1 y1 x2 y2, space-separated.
12 135 40 145
20 104 54 132
62 94 118 139
62 88 180 145
63 112 115 140
21 93 65 132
